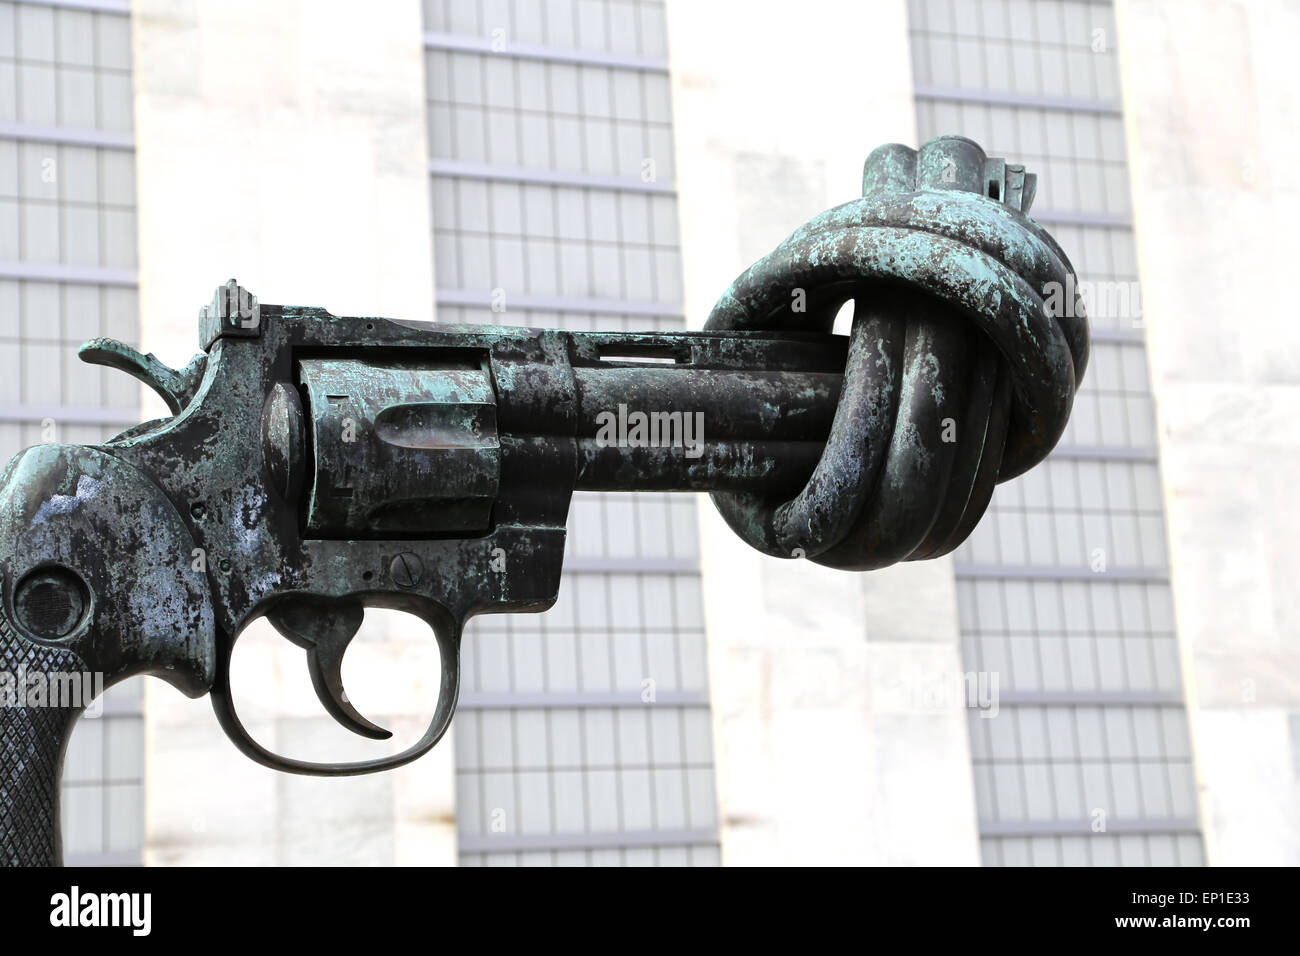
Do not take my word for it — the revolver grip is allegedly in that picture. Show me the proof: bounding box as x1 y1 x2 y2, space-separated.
0 620 86 867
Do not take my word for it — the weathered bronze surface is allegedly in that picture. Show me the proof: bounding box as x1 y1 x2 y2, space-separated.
0 136 1087 865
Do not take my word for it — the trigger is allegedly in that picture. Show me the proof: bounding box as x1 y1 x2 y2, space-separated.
266 599 392 741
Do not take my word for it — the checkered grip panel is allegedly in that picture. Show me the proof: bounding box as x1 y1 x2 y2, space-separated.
0 613 84 867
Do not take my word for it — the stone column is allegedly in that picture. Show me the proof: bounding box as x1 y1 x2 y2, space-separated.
131 0 453 864
1116 0 1300 865
665 0 981 865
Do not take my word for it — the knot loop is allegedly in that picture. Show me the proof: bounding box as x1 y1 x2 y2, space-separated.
704 136 1090 570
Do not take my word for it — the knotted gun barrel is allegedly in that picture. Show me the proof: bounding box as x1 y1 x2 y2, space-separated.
706 135 1088 569
0 135 1087 865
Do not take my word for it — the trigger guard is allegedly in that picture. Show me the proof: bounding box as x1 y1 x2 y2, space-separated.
209 607 463 776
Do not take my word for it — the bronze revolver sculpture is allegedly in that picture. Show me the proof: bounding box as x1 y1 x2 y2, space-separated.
0 136 1087 865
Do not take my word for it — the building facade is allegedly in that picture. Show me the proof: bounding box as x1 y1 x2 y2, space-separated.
0 0 143 866
0 0 1287 865
909 0 1202 866
421 0 721 865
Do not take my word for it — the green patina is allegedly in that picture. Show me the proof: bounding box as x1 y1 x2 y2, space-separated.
0 136 1089 866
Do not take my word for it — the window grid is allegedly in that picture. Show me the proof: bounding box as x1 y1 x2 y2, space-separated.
968 704 1197 824
917 101 1132 217
909 0 1121 101
0 280 139 407
957 578 1182 697
0 139 137 269
435 303 683 334
0 0 141 865
462 843 721 867
0 1 134 131
422 0 670 60
910 0 1202 866
426 50 676 180
981 833 1204 867
431 177 682 303
957 457 1169 570
426 0 720 867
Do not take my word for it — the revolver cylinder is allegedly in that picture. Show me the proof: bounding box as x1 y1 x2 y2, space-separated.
297 359 501 537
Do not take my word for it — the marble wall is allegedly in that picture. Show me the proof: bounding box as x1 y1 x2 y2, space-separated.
132 0 455 865
665 0 981 865
1116 0 1300 864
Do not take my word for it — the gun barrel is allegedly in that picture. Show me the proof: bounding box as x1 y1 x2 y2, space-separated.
571 365 841 495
